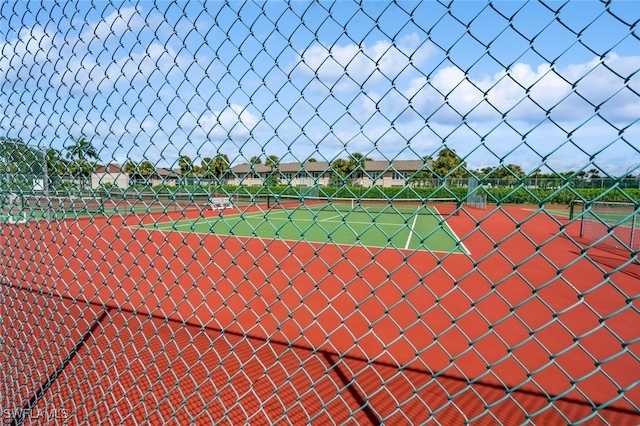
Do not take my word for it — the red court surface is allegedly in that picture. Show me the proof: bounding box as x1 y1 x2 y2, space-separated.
0 205 638 424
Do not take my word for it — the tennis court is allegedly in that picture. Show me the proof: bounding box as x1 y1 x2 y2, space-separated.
144 198 467 253
2 204 637 425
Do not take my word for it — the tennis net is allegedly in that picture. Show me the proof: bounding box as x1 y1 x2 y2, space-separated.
232 192 271 207
96 191 270 214
572 200 639 250
20 195 105 218
274 195 461 217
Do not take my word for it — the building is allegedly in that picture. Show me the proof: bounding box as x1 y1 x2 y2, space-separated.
273 162 332 187
92 164 180 190
92 159 434 189
224 163 273 187
92 164 128 189
227 159 433 187
352 160 432 187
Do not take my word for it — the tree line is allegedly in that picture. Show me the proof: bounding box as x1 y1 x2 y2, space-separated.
1 136 636 188
0 136 99 190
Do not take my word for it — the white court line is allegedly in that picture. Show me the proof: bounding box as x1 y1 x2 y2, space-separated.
404 214 419 250
275 216 403 227
445 224 470 255
234 209 402 227
153 212 407 230
433 209 470 255
321 214 343 222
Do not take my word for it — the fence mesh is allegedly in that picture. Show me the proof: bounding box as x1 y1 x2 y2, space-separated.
1 1 639 424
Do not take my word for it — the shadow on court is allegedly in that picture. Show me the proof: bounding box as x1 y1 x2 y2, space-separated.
2 284 637 425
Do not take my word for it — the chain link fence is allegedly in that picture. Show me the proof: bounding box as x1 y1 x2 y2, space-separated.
1 1 639 424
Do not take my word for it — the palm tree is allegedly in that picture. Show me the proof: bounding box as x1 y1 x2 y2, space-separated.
330 158 351 186
212 153 230 179
265 155 279 168
123 161 137 175
264 155 281 186
200 157 214 178
341 152 373 184
587 168 600 179
178 155 195 177
433 147 468 179
64 136 99 193
65 136 98 162
45 147 66 176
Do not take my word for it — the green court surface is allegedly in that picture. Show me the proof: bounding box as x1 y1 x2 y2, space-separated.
543 208 571 218
582 210 640 229
0 212 27 223
144 206 467 253
528 207 638 227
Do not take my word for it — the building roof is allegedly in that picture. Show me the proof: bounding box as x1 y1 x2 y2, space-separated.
276 162 299 172
95 163 122 173
278 161 331 172
94 164 181 177
226 159 433 176
362 161 390 172
363 160 431 172
231 163 272 174
392 159 432 171
302 161 331 172
156 167 179 177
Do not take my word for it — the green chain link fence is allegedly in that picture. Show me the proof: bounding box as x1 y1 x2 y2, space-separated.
1 1 638 424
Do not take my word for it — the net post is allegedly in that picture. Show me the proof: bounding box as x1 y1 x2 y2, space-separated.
580 201 586 238
41 145 52 222
569 200 574 220
98 196 105 216
631 212 637 249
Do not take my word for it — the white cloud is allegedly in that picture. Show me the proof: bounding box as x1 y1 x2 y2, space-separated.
182 104 259 142
1 6 192 96
104 43 190 90
402 54 640 126
57 41 193 95
0 26 55 82
82 6 145 43
295 33 435 92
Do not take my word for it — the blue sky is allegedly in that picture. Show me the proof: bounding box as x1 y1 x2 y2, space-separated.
1 1 639 176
